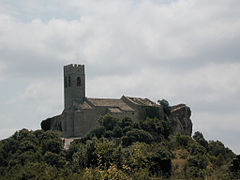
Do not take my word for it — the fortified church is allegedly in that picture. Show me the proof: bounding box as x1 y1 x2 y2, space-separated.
44 64 192 137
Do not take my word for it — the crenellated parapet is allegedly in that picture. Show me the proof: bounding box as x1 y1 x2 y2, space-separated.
64 64 85 74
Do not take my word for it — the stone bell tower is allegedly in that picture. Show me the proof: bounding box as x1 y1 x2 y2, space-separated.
64 64 85 109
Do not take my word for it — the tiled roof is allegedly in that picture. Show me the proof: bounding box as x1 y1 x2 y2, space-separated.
108 107 122 113
86 98 134 112
123 96 159 107
78 101 92 110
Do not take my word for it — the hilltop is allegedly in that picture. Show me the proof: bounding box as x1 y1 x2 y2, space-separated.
0 100 239 179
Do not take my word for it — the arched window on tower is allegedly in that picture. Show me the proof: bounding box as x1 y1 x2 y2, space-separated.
68 76 71 87
77 77 81 86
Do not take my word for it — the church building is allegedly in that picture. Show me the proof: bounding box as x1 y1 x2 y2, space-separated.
44 64 192 137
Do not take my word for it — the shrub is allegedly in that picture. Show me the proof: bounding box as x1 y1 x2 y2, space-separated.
193 131 208 149
87 126 106 139
122 129 153 146
41 118 52 131
112 125 123 138
98 114 120 131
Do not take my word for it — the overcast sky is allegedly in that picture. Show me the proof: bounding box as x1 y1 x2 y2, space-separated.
0 0 240 153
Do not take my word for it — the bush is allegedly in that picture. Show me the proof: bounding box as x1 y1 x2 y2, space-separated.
41 118 52 131
94 140 115 168
188 154 208 170
112 125 123 138
148 144 173 177
42 138 63 154
176 134 192 147
98 114 120 131
122 129 153 146
208 140 235 163
158 99 171 116
121 117 133 128
193 131 208 149
140 117 170 139
87 126 106 139
229 155 240 178
44 151 65 168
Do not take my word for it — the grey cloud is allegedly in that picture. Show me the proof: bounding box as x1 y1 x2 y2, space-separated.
0 0 240 153
0 49 62 79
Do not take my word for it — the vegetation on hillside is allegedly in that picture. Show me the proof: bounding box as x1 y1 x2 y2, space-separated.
0 100 239 179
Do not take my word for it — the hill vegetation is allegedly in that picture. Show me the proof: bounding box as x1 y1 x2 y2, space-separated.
0 100 239 179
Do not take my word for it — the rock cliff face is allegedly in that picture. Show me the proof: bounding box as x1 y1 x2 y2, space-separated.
169 104 192 136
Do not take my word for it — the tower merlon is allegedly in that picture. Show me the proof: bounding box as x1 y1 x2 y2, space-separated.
64 64 85 74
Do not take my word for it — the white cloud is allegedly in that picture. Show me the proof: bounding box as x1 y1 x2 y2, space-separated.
0 0 240 153
0 61 6 81
7 79 63 114
193 111 240 152
0 128 18 140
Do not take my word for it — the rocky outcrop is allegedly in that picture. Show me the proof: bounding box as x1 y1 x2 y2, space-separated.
169 104 192 136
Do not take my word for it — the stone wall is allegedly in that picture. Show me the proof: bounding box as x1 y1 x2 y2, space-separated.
73 106 139 137
74 108 102 137
49 114 62 131
42 102 192 137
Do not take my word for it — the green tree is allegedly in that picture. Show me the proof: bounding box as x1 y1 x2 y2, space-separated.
193 131 208 149
112 125 123 138
122 129 153 146
188 154 208 169
94 140 115 168
87 126 106 139
44 151 65 168
40 131 63 154
41 118 52 131
141 117 171 139
72 143 88 169
176 133 192 147
215 154 224 167
121 117 134 128
158 99 171 116
123 142 149 171
86 138 98 167
187 154 208 178
42 138 63 154
98 114 120 131
208 140 235 162
148 144 173 177
229 155 240 179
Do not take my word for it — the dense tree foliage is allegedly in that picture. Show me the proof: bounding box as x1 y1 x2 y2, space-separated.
157 99 171 116
229 155 240 178
0 112 237 179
